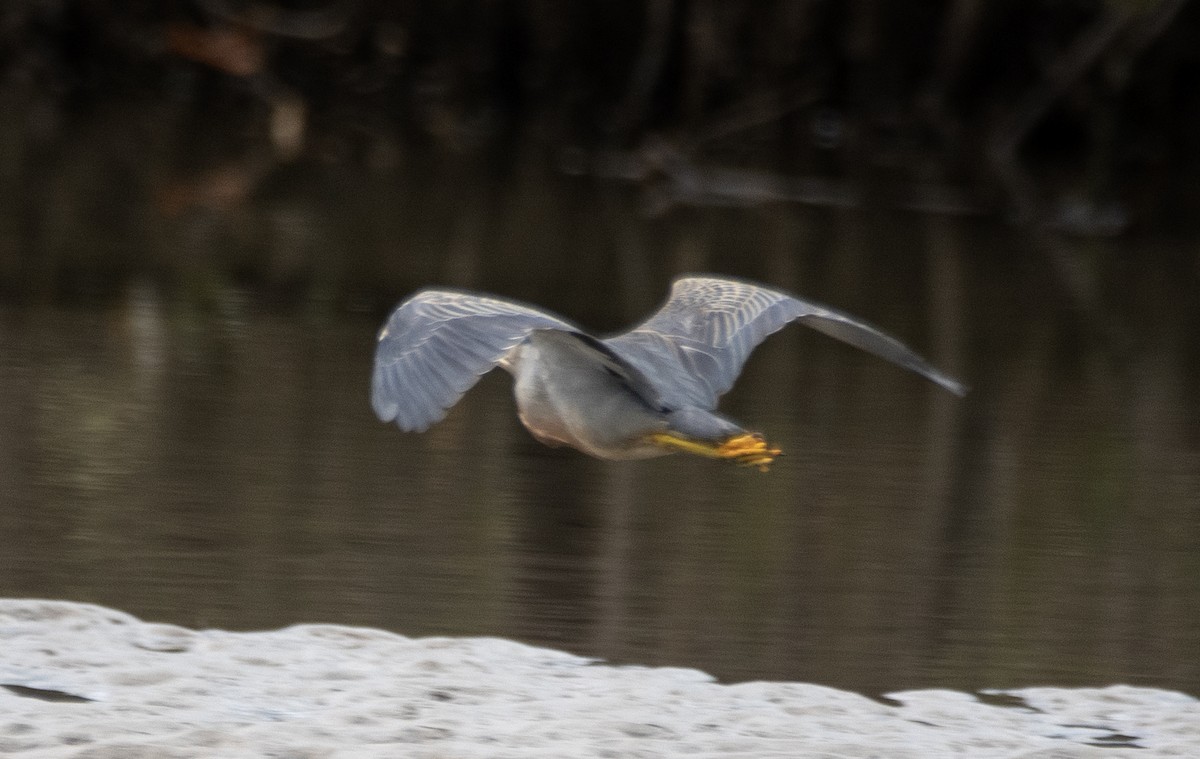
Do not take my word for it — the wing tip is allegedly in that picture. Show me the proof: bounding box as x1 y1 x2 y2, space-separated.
371 398 437 433
371 371 455 433
930 372 968 397
370 394 400 424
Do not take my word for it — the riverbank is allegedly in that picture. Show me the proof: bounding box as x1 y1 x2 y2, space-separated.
1 599 1195 758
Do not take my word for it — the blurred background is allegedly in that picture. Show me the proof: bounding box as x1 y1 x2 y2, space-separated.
0 0 1198 697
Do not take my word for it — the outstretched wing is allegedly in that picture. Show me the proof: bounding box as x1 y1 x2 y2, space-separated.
371 289 576 432
605 275 965 410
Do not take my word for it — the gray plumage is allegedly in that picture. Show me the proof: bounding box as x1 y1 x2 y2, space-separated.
372 274 965 466
370 290 576 432
605 277 964 409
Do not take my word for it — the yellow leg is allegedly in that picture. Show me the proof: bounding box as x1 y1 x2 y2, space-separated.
649 432 782 472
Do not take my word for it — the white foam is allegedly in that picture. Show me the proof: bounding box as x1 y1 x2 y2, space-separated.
1 599 1195 757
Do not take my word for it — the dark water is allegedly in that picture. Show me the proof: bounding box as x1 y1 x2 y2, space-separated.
1 213 1198 698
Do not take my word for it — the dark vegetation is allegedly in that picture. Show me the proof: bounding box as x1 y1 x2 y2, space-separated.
0 0 1196 304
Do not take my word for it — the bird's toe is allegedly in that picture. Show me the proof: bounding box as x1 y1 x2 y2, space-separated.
715 433 782 472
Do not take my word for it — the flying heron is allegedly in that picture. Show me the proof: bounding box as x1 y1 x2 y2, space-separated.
371 275 964 471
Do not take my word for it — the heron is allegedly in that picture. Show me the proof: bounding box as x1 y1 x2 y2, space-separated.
371 275 964 471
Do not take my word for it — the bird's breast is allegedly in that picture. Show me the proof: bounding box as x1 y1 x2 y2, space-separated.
509 334 668 459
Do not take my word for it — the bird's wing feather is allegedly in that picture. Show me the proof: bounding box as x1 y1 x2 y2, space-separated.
371 289 577 431
605 275 965 410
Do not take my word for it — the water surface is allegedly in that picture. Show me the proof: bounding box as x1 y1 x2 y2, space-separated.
1 217 1197 698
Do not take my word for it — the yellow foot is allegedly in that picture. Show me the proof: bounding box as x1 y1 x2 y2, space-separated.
648 432 782 472
715 433 782 472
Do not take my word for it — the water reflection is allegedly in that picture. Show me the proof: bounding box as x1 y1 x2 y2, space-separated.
1 229 1198 698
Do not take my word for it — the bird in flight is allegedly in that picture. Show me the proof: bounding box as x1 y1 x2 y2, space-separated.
372 275 964 471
